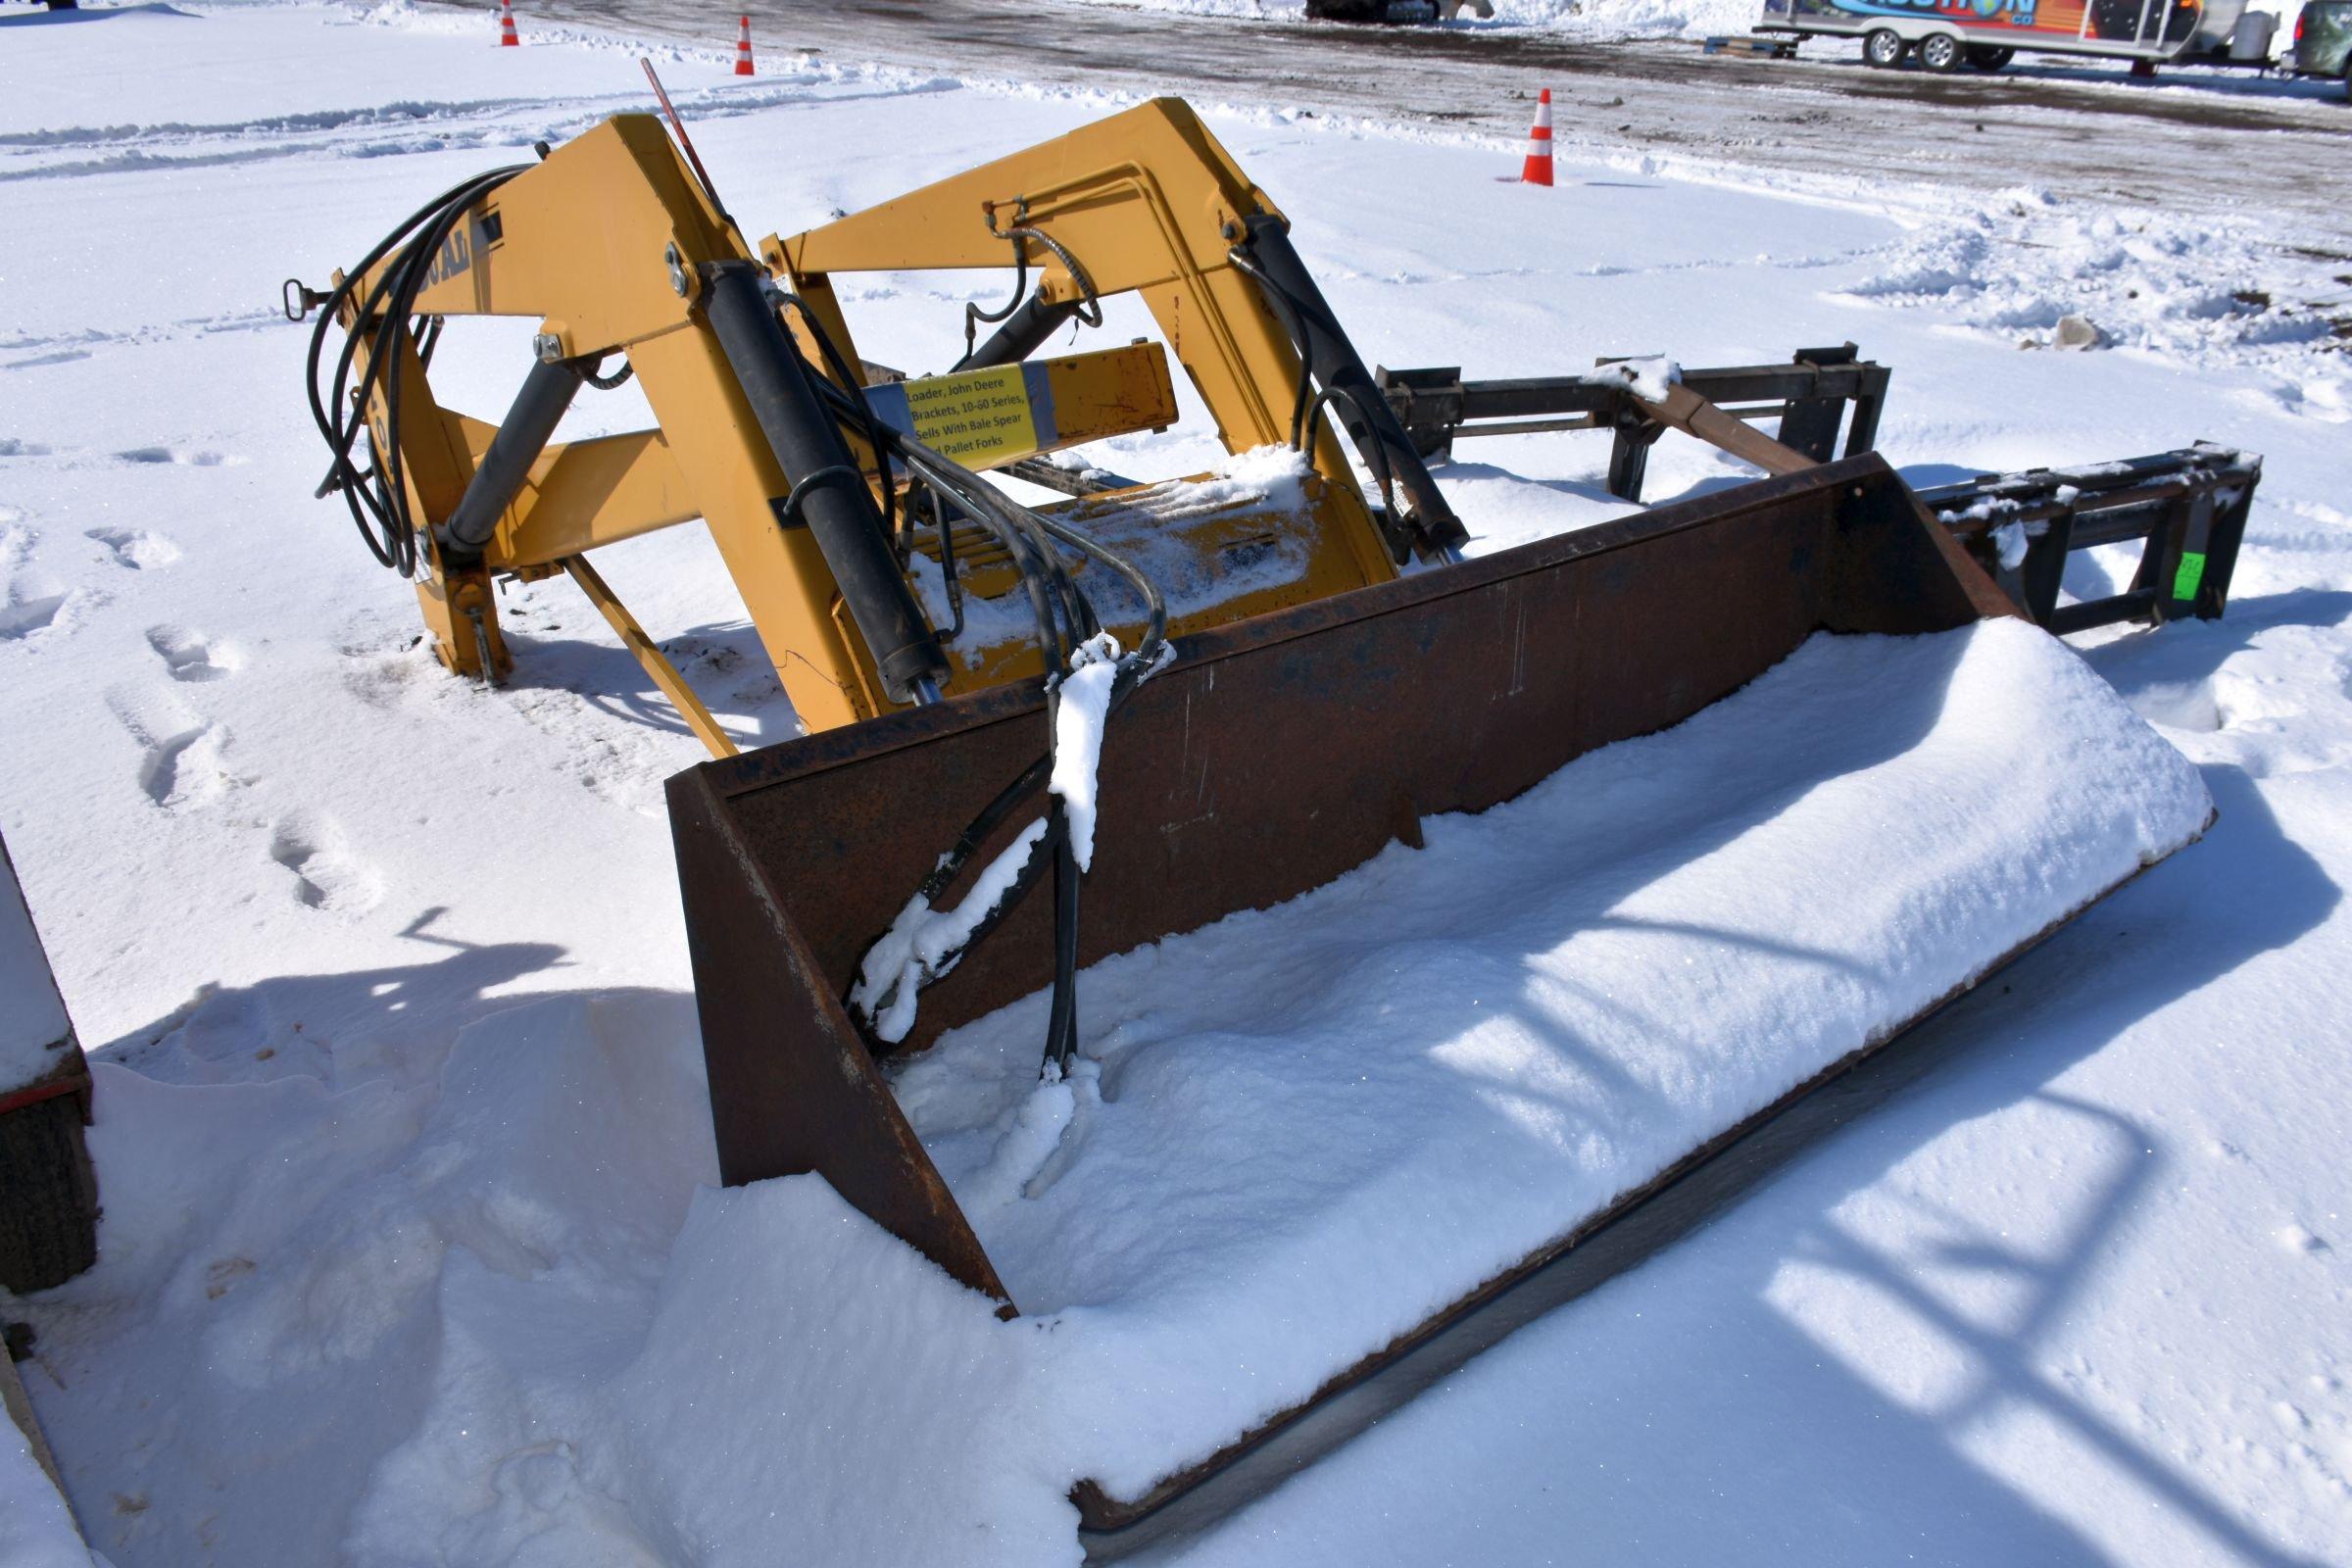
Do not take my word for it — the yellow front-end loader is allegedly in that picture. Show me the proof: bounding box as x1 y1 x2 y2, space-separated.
291 92 2232 1540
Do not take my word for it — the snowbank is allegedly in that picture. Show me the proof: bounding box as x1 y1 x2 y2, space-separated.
1836 189 2352 415
1066 0 1773 39
617 1180 1079 1568
0 1416 90 1568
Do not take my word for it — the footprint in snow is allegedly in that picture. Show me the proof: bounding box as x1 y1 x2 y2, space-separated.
0 519 37 575
267 813 382 918
0 523 74 639
105 685 236 811
1 569 73 642
3 350 93 370
89 527 182 570
115 446 229 467
145 623 240 682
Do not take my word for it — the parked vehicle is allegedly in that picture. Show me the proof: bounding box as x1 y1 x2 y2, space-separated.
2287 0 2352 94
1756 0 2278 73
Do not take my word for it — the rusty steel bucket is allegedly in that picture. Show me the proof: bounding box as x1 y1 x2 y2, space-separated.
666 454 2022 1528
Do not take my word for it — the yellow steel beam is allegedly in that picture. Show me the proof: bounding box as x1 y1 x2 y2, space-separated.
455 341 1179 572
774 97 1397 601
452 417 699 567
336 103 1408 733
357 116 726 359
560 555 739 759
859 341 1178 469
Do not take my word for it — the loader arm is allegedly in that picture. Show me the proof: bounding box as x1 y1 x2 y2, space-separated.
334 113 949 730
771 97 1467 570
320 104 1461 739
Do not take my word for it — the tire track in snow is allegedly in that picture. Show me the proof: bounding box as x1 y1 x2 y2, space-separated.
0 75 961 182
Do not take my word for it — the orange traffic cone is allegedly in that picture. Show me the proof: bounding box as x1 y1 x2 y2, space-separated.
734 15 755 75
1519 88 1553 186
497 0 518 47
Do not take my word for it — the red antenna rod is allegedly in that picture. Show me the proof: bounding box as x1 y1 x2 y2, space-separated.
640 58 734 229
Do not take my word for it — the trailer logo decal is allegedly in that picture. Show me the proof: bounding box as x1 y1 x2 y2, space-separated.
1811 0 2041 25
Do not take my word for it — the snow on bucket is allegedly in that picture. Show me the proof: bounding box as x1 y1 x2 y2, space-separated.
667 454 2209 1530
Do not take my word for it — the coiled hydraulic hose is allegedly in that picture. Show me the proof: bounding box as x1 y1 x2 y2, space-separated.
300 166 529 578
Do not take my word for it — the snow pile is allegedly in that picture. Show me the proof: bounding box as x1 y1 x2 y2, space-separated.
1838 189 2352 417
1478 0 1768 35
17 990 1095 1567
1064 0 1767 38
18 995 710 1566
8 616 2210 1564
615 1180 1074 1568
1584 353 1682 401
892 616 2211 1497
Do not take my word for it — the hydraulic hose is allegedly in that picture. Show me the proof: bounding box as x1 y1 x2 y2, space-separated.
301 165 528 577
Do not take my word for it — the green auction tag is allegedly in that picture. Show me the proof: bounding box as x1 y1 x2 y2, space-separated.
2172 550 2207 604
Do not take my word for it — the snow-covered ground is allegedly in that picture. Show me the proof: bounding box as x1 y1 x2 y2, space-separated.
2 4 2350 1566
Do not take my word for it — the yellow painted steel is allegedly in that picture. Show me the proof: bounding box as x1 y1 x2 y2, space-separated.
339 100 1406 751
1039 345 1178 450
561 555 739 758
449 341 1175 573
772 96 1399 599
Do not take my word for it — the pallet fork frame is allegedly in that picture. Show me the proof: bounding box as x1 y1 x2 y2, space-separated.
1375 354 2259 636
1920 444 2260 634
1377 343 1890 498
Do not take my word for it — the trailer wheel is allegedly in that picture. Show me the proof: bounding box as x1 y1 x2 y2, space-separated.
1863 27 1907 67
1917 32 1966 72
1965 44 2014 70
